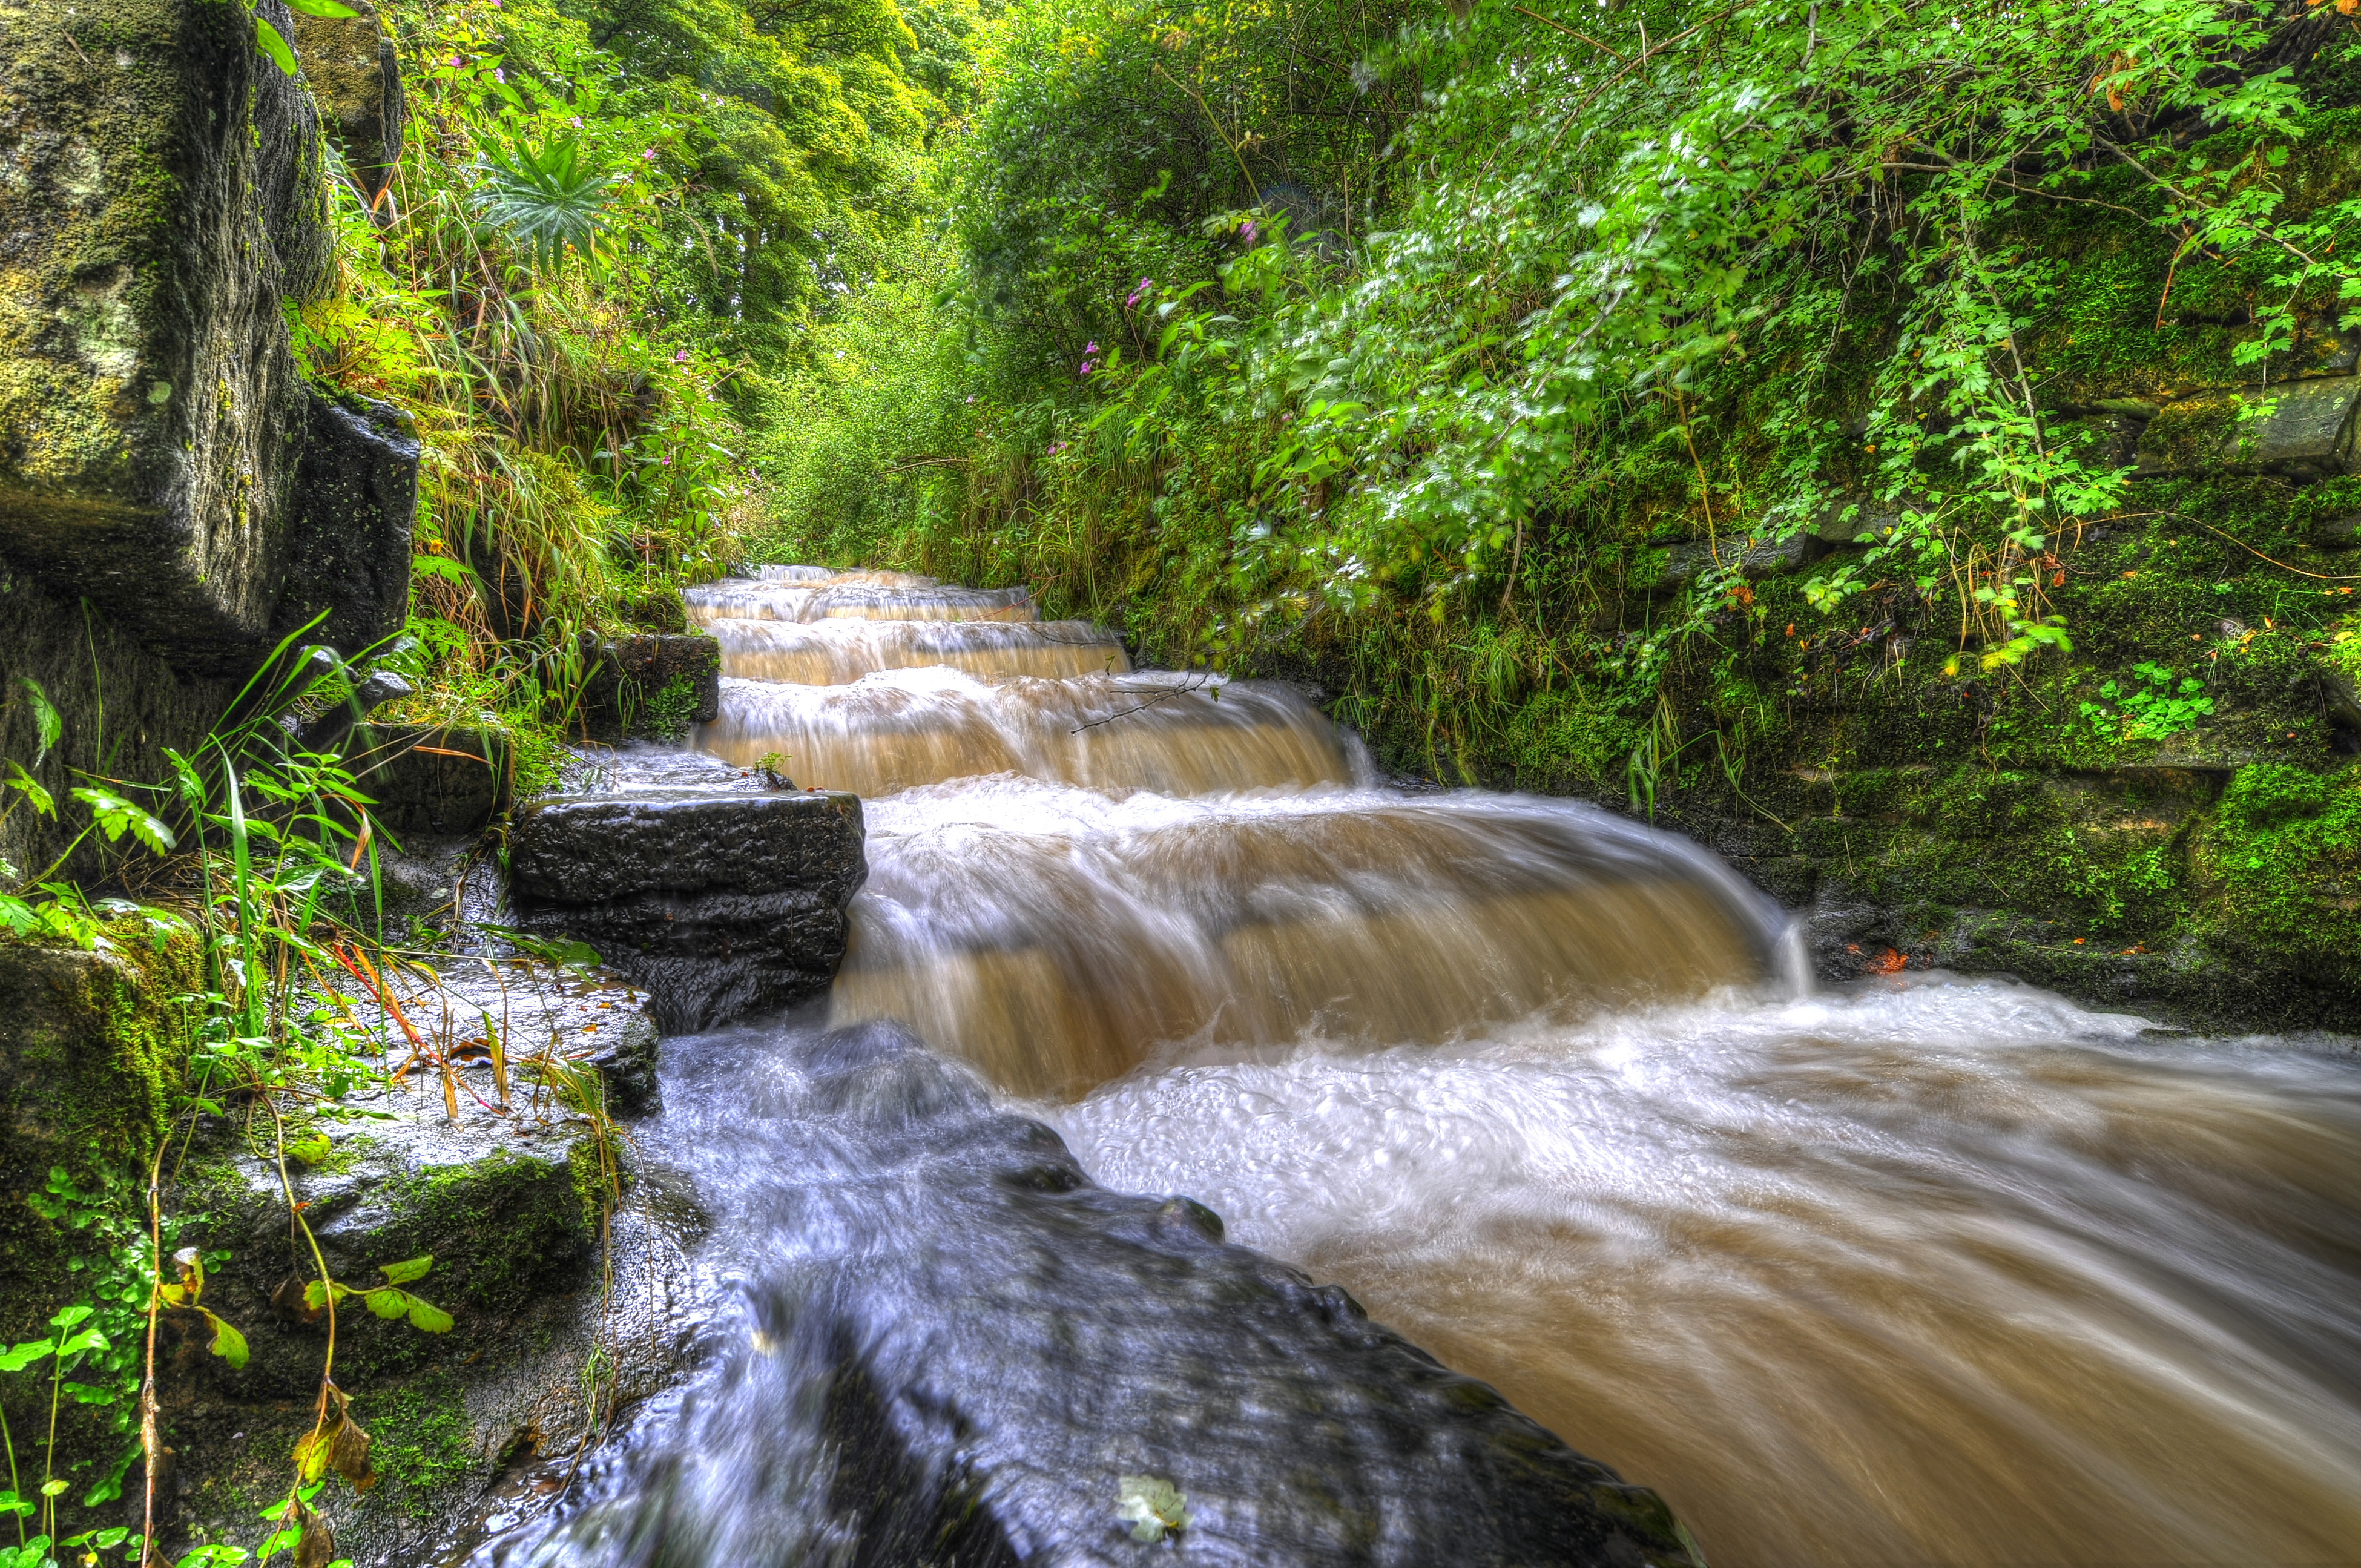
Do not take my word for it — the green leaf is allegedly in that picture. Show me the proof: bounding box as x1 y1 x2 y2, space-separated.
16 677 60 766
48 1304 92 1331
0 1340 51 1372
283 0 360 14
361 1288 409 1321
254 16 297 74
288 1133 332 1167
410 553 477 585
376 1255 433 1286
202 1311 249 1371
61 1380 117 1405
403 1297 454 1334
70 787 176 853
5 762 53 818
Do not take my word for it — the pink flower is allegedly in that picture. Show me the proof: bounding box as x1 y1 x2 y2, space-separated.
570 115 582 128
674 349 691 363
446 54 460 67
493 67 505 83
1125 278 1153 308
642 147 657 160
1241 220 1258 242
660 455 672 465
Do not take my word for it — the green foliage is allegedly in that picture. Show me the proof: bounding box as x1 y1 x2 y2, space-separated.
2081 663 2216 744
639 675 703 740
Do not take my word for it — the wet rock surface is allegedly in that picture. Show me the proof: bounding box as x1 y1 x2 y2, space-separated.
509 754 867 1032
159 964 697 1567
464 1016 1704 1568
0 0 413 673
576 632 723 739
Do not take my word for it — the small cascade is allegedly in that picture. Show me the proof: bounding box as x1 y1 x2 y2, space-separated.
687 565 1779 1095
685 577 1038 624
707 616 1130 685
701 670 1370 797
829 783 1771 1096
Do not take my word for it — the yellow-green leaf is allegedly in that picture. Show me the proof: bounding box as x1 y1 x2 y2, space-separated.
375 1255 433 1286
254 16 297 74
361 1288 408 1321
404 1297 454 1334
203 1311 249 1371
292 1428 332 1483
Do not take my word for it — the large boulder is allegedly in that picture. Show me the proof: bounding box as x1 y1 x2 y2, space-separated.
509 780 868 1032
485 1018 1707 1567
0 0 413 673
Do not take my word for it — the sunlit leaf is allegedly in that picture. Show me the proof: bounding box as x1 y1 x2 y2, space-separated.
377 1255 433 1286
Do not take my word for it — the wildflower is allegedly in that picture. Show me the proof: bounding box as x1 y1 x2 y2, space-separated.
674 349 691 363
964 395 974 404
494 67 505 83
1126 277 1153 308
570 115 583 128
1241 219 1258 242
446 54 460 67
643 147 657 160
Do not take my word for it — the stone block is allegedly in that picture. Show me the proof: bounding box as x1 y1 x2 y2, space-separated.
350 724 510 837
289 0 406 199
576 633 722 740
509 788 868 1030
0 0 413 673
274 394 420 652
2135 375 2361 480
1740 530 1812 579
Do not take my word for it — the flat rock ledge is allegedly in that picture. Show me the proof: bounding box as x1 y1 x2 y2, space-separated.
509 782 868 1033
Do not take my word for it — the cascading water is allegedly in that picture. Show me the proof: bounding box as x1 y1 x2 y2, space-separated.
477 567 2361 1566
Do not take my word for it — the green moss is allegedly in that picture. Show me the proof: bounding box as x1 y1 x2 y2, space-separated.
369 1369 478 1520
378 1143 593 1313
2198 762 2361 990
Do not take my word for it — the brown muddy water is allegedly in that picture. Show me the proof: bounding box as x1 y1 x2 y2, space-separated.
681 567 2361 1566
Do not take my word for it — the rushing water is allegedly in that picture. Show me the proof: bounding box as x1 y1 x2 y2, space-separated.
496 568 2361 1564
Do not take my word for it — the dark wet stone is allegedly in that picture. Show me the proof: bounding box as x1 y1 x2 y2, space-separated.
352 723 509 836
274 393 420 654
577 633 723 740
509 789 867 1032
492 1018 1703 1568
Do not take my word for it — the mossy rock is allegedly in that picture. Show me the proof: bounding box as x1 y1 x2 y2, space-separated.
0 912 205 1336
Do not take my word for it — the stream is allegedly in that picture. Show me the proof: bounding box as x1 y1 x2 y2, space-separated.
477 567 2361 1566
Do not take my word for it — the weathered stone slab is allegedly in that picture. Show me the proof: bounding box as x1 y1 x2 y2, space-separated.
291 0 406 199
0 0 413 671
509 788 867 1031
2135 375 2361 479
352 724 510 837
575 632 722 740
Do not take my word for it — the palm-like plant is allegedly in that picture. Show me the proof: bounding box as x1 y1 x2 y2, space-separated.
473 133 613 269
